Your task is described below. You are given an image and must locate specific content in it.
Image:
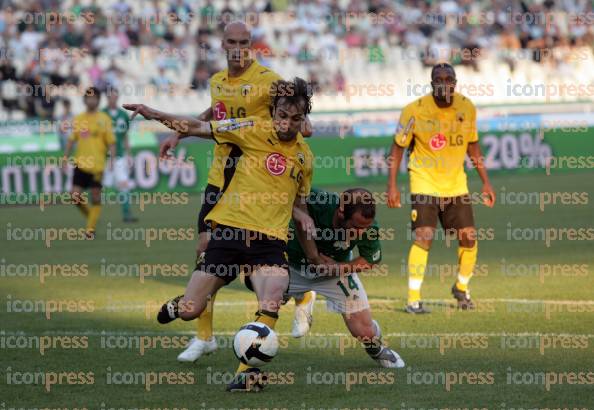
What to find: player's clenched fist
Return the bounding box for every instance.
[387,184,401,208]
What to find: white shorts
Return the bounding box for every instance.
[103,157,131,189]
[286,266,370,314]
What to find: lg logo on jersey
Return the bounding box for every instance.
[213,101,247,120]
[265,153,304,183]
[266,153,287,175]
[429,133,464,150]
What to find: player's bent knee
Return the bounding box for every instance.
[458,228,476,248]
[178,300,204,321]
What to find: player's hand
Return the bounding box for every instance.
[309,252,334,266]
[122,103,156,120]
[482,182,496,208]
[387,184,401,208]
[311,253,341,277]
[293,208,316,238]
[159,134,180,159]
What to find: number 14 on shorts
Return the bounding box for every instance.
[337,276,360,297]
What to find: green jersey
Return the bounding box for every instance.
[287,189,382,269]
[103,107,130,157]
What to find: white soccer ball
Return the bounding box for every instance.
[233,322,279,367]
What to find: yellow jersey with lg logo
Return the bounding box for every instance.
[207,117,313,241]
[207,61,282,188]
[394,92,478,197]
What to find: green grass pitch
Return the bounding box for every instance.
[1,172,593,409]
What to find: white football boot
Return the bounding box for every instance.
[291,291,316,338]
[370,320,405,368]
[177,336,218,362]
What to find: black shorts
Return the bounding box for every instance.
[72,167,102,189]
[410,194,475,231]
[197,184,223,233]
[198,225,288,287]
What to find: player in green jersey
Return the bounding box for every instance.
[286,188,405,368]
[103,88,138,222]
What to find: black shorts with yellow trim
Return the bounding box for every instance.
[197,224,289,289]
[410,194,475,231]
[197,183,222,233]
[72,167,102,189]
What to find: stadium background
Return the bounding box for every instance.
[1,0,594,408]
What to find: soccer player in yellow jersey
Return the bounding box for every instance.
[386,63,495,313]
[124,77,314,392]
[171,21,315,362]
[62,87,115,239]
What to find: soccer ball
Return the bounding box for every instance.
[233,322,279,367]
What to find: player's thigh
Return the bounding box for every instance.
[181,269,226,318]
[198,225,244,284]
[411,194,439,247]
[312,273,370,317]
[440,195,476,246]
[249,266,289,312]
[244,234,290,311]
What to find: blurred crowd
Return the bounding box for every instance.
[0,0,592,120]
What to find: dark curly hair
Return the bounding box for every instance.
[270,77,313,116]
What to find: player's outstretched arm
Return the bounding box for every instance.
[122,104,212,138]
[467,141,495,207]
[386,143,404,208]
[197,107,213,121]
[159,108,214,158]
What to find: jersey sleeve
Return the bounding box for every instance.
[467,103,478,143]
[394,105,416,148]
[358,226,382,264]
[210,117,259,148]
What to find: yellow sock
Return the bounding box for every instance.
[76,203,89,217]
[86,205,102,232]
[196,300,214,341]
[456,242,478,292]
[236,310,278,374]
[408,242,429,304]
[294,290,314,306]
